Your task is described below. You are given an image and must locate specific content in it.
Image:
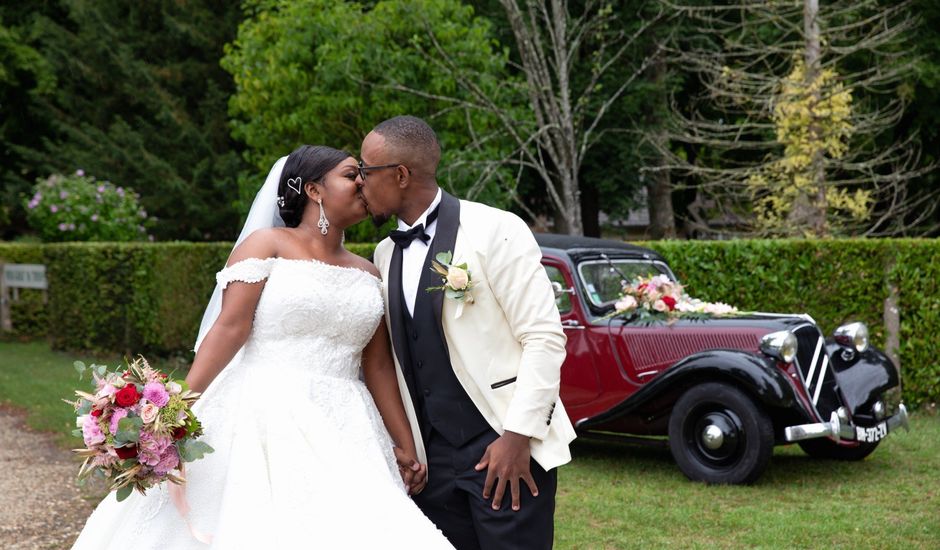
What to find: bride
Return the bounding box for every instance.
[71,146,453,549]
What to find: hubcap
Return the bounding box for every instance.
[687,409,745,468]
[702,424,724,449]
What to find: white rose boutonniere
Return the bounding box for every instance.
[427,251,474,318]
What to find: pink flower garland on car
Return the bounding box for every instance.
[612,274,738,324]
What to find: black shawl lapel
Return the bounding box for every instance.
[387,244,409,369]
[417,190,460,348]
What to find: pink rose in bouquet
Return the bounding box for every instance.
[68,356,213,501]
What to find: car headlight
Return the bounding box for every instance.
[760,330,798,363]
[833,322,869,353]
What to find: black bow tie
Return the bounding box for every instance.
[389,205,440,249]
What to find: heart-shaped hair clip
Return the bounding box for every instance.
[287,176,302,195]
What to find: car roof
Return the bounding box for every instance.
[534,233,665,263]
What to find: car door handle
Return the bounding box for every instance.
[562,319,585,330]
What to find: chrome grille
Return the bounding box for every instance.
[793,325,840,419]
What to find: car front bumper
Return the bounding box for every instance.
[784,403,910,443]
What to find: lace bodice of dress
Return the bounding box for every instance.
[216,257,384,379]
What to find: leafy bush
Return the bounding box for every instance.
[24,172,153,242]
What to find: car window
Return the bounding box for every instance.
[542,265,572,314]
[578,260,673,307]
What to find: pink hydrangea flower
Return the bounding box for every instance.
[143,382,170,407]
[137,431,173,467]
[109,408,129,435]
[50,205,59,213]
[152,445,180,476]
[82,415,106,446]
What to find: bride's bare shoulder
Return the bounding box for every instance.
[227,228,285,266]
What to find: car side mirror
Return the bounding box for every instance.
[551,281,575,298]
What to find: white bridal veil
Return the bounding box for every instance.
[193,156,288,351]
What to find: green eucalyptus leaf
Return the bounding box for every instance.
[115,485,133,502]
[116,417,142,443]
[179,439,214,462]
[435,251,453,265]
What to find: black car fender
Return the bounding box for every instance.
[578,349,810,430]
[827,343,900,418]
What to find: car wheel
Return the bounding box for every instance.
[798,438,880,461]
[668,382,774,484]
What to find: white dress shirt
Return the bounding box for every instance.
[399,189,442,316]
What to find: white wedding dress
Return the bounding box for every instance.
[72,257,453,549]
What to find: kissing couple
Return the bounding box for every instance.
[72,115,576,549]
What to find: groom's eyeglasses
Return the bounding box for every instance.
[357,160,405,182]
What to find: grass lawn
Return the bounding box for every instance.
[2,340,937,548]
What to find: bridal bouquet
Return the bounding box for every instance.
[611,274,739,324]
[68,356,213,501]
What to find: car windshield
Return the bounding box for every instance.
[578,259,674,307]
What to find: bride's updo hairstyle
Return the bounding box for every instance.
[278,145,351,228]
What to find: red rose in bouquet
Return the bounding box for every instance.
[115,445,138,459]
[115,384,140,407]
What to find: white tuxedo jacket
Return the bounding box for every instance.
[373,192,576,471]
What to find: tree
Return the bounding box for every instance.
[385,0,667,235]
[0,10,55,238]
[657,0,937,237]
[4,1,245,241]
[221,0,521,241]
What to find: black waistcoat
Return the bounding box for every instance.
[388,192,491,448]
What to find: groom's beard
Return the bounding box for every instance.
[371,213,391,227]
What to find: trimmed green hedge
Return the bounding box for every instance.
[0,242,377,356]
[0,239,935,407]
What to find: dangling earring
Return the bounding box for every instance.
[317,198,330,235]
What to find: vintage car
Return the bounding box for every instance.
[537,234,909,484]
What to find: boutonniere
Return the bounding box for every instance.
[427,251,473,318]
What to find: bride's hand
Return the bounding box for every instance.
[393,446,427,495]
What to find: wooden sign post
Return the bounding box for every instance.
[0,263,48,333]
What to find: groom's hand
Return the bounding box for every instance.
[475,430,538,512]
[393,446,427,495]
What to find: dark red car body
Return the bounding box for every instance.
[538,234,909,483]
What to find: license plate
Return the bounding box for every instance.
[856,421,888,443]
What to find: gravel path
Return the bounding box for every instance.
[0,407,103,550]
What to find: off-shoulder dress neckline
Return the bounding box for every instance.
[227,256,380,282]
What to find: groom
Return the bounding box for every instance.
[358,115,576,550]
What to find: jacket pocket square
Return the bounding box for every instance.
[490,377,517,389]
